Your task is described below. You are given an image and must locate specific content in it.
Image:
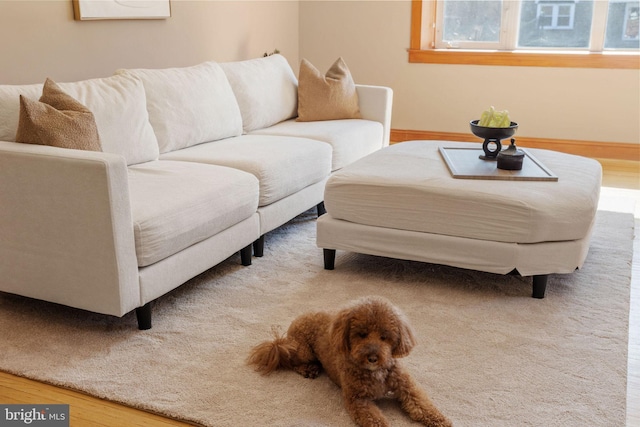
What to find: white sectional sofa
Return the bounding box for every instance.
[0,55,393,329]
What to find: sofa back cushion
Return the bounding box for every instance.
[59,74,159,165]
[0,74,160,165]
[16,78,102,152]
[0,83,43,142]
[221,54,298,133]
[118,61,243,154]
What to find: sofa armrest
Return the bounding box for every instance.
[0,141,140,317]
[356,84,393,147]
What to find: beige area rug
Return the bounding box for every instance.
[0,209,634,427]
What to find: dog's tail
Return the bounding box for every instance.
[247,326,298,375]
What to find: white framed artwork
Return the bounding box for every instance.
[73,0,171,21]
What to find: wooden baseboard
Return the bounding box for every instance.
[390,129,640,161]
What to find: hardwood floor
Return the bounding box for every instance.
[1,158,638,427]
[0,374,191,426]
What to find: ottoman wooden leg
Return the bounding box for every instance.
[317,201,326,217]
[323,249,336,270]
[532,275,548,299]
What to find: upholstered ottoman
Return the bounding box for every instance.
[317,140,602,297]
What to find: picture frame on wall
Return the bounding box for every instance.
[73,0,171,21]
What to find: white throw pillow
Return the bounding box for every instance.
[0,83,44,142]
[59,74,159,165]
[221,54,298,133]
[118,61,243,154]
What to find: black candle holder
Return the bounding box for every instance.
[470,120,518,160]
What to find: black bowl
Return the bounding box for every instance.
[470,120,518,140]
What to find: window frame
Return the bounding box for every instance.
[409,0,640,69]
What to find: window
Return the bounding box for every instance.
[610,2,639,46]
[519,1,587,48]
[536,3,576,30]
[410,0,640,68]
[439,1,502,47]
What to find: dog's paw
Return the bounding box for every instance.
[357,415,390,427]
[404,401,452,427]
[364,419,390,427]
[429,418,453,427]
[294,363,321,379]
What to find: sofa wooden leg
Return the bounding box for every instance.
[323,249,336,270]
[532,275,548,299]
[253,235,264,258]
[240,244,252,266]
[317,201,326,217]
[136,302,152,330]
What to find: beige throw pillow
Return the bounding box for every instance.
[15,78,102,152]
[297,57,362,122]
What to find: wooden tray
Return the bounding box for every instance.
[439,147,558,181]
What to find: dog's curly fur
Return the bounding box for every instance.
[247,296,452,427]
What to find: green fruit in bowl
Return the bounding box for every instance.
[478,106,511,127]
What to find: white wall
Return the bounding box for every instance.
[0,1,299,84]
[1,0,638,147]
[299,1,640,146]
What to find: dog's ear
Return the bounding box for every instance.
[330,309,352,354]
[393,311,417,357]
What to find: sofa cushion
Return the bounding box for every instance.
[323,141,602,245]
[220,54,298,133]
[15,78,102,152]
[0,76,158,165]
[0,83,44,142]
[128,160,259,267]
[251,119,383,171]
[297,57,361,122]
[57,74,159,165]
[160,135,332,207]
[117,62,243,154]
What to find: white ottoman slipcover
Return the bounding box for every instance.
[317,141,602,298]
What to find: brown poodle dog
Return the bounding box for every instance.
[247,296,452,427]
